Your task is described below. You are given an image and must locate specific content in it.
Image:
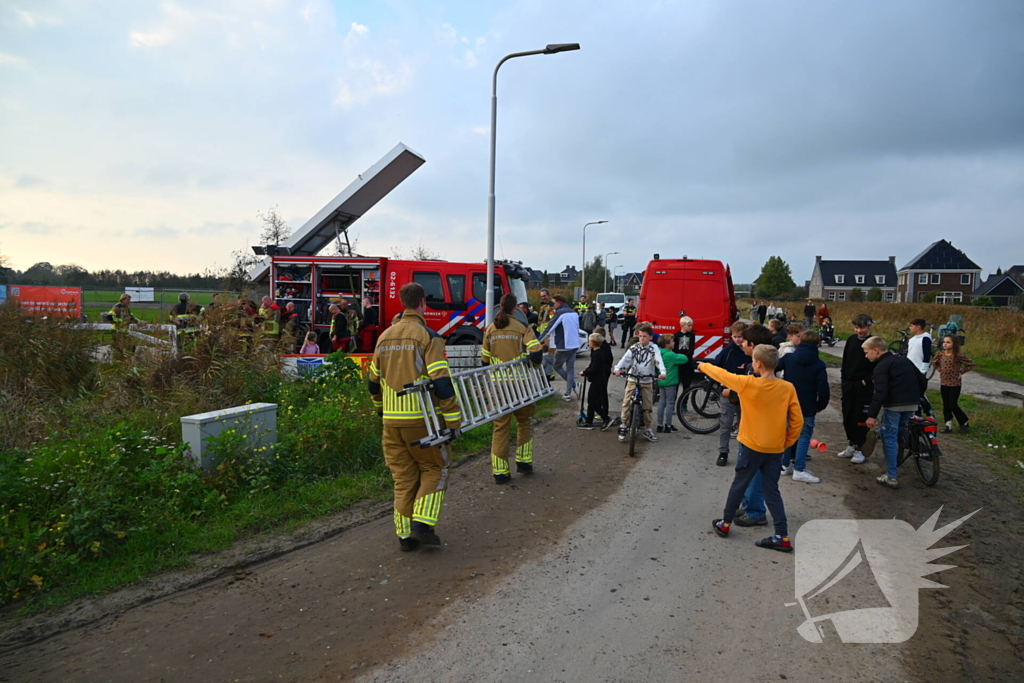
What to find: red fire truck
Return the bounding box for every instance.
[636,255,738,359]
[260,255,530,346]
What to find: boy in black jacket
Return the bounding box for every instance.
[778,330,831,483]
[839,313,875,464]
[579,331,614,430]
[715,321,750,466]
[862,337,928,489]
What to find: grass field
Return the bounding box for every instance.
[83,290,220,306]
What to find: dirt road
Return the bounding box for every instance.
[1,347,1021,682]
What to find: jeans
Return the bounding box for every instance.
[741,471,766,519]
[553,349,576,396]
[880,409,913,479]
[724,444,788,537]
[718,396,739,454]
[782,415,816,472]
[656,384,678,427]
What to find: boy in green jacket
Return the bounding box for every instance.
[656,335,689,433]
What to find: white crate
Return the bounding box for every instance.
[181,403,277,471]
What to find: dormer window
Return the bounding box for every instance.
[855,275,865,284]
[876,275,886,285]
[835,274,845,284]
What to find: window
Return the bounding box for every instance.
[876,275,886,285]
[918,273,928,285]
[472,273,503,305]
[960,273,972,285]
[828,291,837,301]
[855,274,865,284]
[834,274,845,284]
[885,291,895,302]
[838,291,847,301]
[931,273,941,285]
[447,274,466,305]
[935,291,963,305]
[413,271,445,303]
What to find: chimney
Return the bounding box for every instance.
[815,255,822,263]
[888,256,896,264]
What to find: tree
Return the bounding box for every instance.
[850,287,865,302]
[223,248,259,293]
[23,262,56,285]
[754,256,796,299]
[541,270,550,288]
[920,291,937,304]
[390,241,442,260]
[867,287,883,302]
[257,206,291,246]
[583,255,610,293]
[973,296,995,307]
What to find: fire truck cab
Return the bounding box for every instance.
[636,255,738,359]
[260,255,528,346]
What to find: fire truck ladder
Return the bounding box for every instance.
[397,357,555,448]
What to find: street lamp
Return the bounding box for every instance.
[613,265,624,292]
[485,43,581,325]
[581,220,607,298]
[603,251,620,292]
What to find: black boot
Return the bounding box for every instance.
[410,521,441,545]
[399,537,420,552]
[494,473,511,485]
[516,461,533,474]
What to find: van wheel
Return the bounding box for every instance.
[448,335,477,346]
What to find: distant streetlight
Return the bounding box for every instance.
[485,43,581,325]
[581,220,607,297]
[603,251,620,292]
[613,265,625,292]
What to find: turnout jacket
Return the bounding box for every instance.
[368,310,462,430]
[482,318,543,366]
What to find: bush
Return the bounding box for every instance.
[868,287,883,302]
[973,296,995,307]
[850,287,865,302]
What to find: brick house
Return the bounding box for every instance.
[896,240,982,304]
[808,256,898,302]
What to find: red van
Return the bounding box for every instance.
[635,256,738,359]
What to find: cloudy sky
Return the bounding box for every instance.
[2,0,1022,284]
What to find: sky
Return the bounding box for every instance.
[1,0,1023,285]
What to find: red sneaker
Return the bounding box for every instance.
[712,519,730,537]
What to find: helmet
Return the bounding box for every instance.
[179,292,190,302]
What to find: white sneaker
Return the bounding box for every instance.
[644,429,659,442]
[781,464,794,476]
[850,451,866,464]
[836,445,854,458]
[793,469,821,483]
[730,426,739,439]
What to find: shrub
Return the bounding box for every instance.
[973,296,995,307]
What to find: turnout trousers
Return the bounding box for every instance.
[383,423,451,537]
[489,404,536,475]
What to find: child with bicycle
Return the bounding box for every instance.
[703,344,803,553]
[655,335,689,433]
[614,322,667,443]
[861,336,929,490]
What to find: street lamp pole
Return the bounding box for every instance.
[603,251,620,292]
[613,265,624,292]
[486,43,581,326]
[581,220,607,299]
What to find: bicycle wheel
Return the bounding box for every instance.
[896,428,912,466]
[914,434,941,486]
[926,364,937,381]
[887,340,904,355]
[677,382,720,422]
[628,402,643,458]
[678,386,721,434]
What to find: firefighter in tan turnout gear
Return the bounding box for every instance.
[482,293,544,484]
[368,283,463,552]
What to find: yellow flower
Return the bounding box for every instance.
[37,542,47,551]
[30,575,43,588]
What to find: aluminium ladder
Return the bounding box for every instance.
[397,356,555,448]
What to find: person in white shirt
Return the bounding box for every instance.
[538,295,582,400]
[906,317,934,416]
[767,303,777,319]
[613,322,667,442]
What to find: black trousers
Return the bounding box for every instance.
[621,320,636,346]
[841,379,872,447]
[587,376,610,422]
[940,385,969,425]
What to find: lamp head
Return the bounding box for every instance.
[545,43,581,54]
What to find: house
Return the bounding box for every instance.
[557,265,579,285]
[808,256,898,302]
[972,266,1024,308]
[522,267,544,289]
[616,272,643,293]
[896,240,982,304]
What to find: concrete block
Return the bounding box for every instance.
[181,403,277,471]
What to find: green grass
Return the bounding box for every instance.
[84,290,220,306]
[925,389,1024,501]
[971,358,1024,384]
[818,350,842,368]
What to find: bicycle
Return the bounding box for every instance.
[619,372,657,457]
[676,366,723,434]
[896,414,942,486]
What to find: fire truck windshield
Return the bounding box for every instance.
[509,276,528,305]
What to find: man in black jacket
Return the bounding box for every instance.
[862,337,928,489]
[838,313,875,464]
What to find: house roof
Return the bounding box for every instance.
[816,260,897,287]
[973,274,1024,297]
[899,239,981,272]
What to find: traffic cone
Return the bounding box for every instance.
[809,439,820,449]
[815,441,828,452]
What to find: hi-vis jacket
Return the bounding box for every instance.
[368,310,462,429]
[535,301,556,335]
[482,318,544,366]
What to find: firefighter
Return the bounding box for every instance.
[482,293,544,484]
[536,288,557,380]
[328,303,350,351]
[340,298,361,348]
[107,293,139,358]
[257,295,281,337]
[169,292,190,322]
[368,282,462,551]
